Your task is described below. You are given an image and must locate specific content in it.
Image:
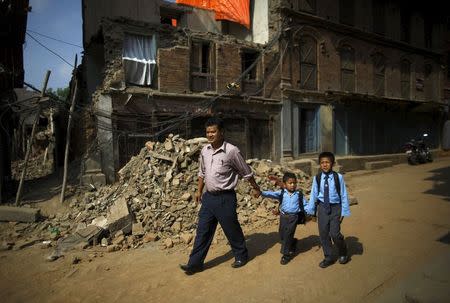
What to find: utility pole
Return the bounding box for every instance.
[60,55,78,203]
[15,70,51,205]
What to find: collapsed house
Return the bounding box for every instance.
[77,0,449,185]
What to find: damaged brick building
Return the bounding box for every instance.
[0,0,30,201]
[78,0,448,183]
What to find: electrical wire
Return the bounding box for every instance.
[4,27,288,157]
[27,29,83,49]
[26,32,74,68]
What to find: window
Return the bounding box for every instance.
[190,41,215,92]
[373,53,385,96]
[400,60,411,99]
[339,0,355,26]
[340,46,355,92]
[122,34,157,86]
[299,36,317,90]
[424,18,432,48]
[424,63,433,100]
[372,0,385,35]
[295,0,316,14]
[160,16,178,27]
[241,50,260,94]
[400,9,411,43]
[447,52,450,80]
[160,5,183,27]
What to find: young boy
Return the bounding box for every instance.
[305,152,350,268]
[262,172,308,265]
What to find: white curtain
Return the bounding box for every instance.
[122,34,157,86]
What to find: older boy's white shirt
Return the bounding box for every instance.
[305,172,351,217]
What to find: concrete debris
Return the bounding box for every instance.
[105,197,133,235]
[0,206,40,223]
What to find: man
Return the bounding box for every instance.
[180,117,261,275]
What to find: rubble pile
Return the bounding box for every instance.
[4,134,355,258]
[11,152,54,181]
[64,134,312,251]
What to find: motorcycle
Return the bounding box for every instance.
[403,133,433,165]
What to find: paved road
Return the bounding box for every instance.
[1,157,449,303]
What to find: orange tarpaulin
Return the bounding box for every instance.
[176,0,214,10]
[176,0,250,29]
[214,0,250,29]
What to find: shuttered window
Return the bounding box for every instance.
[295,0,316,14]
[191,40,216,92]
[400,60,411,99]
[339,0,355,26]
[373,53,385,96]
[424,64,433,100]
[400,9,411,43]
[372,0,385,35]
[241,50,261,95]
[299,36,317,90]
[340,46,355,92]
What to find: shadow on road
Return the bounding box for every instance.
[346,236,364,258]
[423,166,450,202]
[204,232,279,269]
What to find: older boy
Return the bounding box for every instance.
[305,152,350,268]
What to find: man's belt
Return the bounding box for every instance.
[207,190,235,196]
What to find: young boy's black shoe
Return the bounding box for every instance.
[338,255,349,264]
[319,258,334,268]
[280,255,291,265]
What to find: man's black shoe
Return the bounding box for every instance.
[280,255,291,265]
[338,255,349,264]
[231,259,247,268]
[319,259,334,268]
[179,264,203,275]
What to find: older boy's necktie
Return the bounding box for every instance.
[323,173,331,214]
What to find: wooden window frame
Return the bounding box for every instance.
[298,36,317,91]
[373,53,385,96]
[190,40,216,92]
[339,0,355,26]
[400,60,411,99]
[340,46,356,92]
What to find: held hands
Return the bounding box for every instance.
[251,188,261,198]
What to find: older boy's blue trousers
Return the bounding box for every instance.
[318,202,347,259]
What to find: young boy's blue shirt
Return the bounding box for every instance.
[305,172,351,217]
[262,190,308,214]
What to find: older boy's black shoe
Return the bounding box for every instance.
[231,259,247,268]
[319,259,334,268]
[280,255,291,265]
[179,264,203,275]
[338,255,349,264]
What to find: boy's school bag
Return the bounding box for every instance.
[280,189,306,225]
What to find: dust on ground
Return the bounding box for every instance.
[1,157,449,303]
